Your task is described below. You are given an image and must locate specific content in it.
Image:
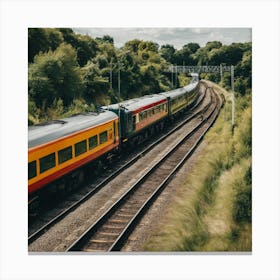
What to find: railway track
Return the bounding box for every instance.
[66,87,221,252]
[28,85,209,245]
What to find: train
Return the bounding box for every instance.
[28,74,200,205]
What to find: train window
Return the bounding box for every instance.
[39,153,56,173]
[28,161,37,179]
[58,146,72,164]
[89,135,98,150]
[144,111,147,119]
[132,115,136,130]
[75,140,87,157]
[99,131,108,144]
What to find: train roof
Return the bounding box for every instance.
[190,73,199,77]
[159,81,199,99]
[28,110,118,149]
[184,81,199,91]
[105,94,167,114]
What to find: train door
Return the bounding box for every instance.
[127,113,134,135]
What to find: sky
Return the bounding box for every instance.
[73,28,251,49]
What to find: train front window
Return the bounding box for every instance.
[28,161,37,179]
[58,146,72,164]
[39,153,56,173]
[99,131,108,144]
[75,140,87,157]
[89,135,98,150]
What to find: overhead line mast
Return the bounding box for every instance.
[168,65,235,128]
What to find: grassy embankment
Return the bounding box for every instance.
[144,82,252,252]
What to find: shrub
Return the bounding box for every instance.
[244,165,252,186]
[233,186,252,223]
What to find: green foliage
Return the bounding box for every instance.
[160,42,200,65]
[75,34,98,66]
[143,85,252,252]
[29,43,83,109]
[232,99,252,224]
[178,74,191,87]
[233,186,252,223]
[28,29,251,124]
[203,73,220,83]
[244,165,252,185]
[28,99,41,124]
[46,98,64,120]
[184,42,200,54]
[81,61,110,104]
[235,106,252,160]
[160,44,176,64]
[221,72,231,90]
[28,28,64,62]
[205,41,223,51]
[66,99,95,116]
[96,35,114,45]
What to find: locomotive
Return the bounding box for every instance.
[28,74,200,206]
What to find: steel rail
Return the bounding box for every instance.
[28,86,208,245]
[66,88,221,252]
[110,88,221,251]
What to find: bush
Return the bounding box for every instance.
[233,186,252,223]
[234,105,252,160]
[244,165,252,185]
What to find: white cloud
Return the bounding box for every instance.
[72,28,251,49]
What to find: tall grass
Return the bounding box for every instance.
[143,83,252,252]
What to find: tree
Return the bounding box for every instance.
[58,28,99,67]
[81,61,110,103]
[96,35,114,45]
[102,35,114,44]
[173,45,195,65]
[160,44,176,64]
[45,29,64,51]
[138,41,159,53]
[28,28,252,123]
[205,41,222,51]
[28,28,49,62]
[73,35,98,66]
[29,43,83,108]
[124,39,142,53]
[116,51,142,99]
[183,42,200,54]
